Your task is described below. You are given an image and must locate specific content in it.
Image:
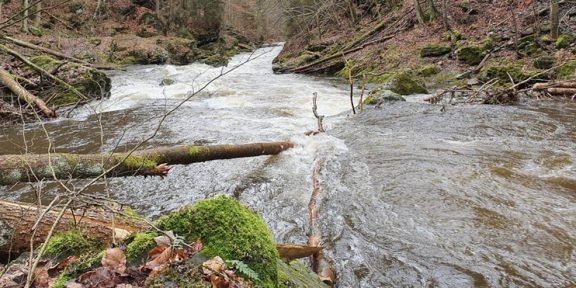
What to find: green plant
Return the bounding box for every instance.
[226,260,260,281]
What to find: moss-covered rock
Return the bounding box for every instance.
[557,60,576,80]
[420,44,451,57]
[456,45,486,66]
[556,35,573,49]
[534,56,555,69]
[277,260,329,288]
[480,63,540,85]
[418,64,439,77]
[44,230,92,258]
[156,195,279,287]
[382,73,428,95]
[364,88,405,105]
[125,232,158,263]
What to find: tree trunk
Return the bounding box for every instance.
[550,0,559,39]
[0,2,3,22]
[443,0,449,31]
[414,0,425,24]
[22,0,29,33]
[0,200,146,255]
[34,0,41,27]
[0,142,294,186]
[0,67,55,118]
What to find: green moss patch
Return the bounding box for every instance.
[556,35,573,49]
[417,64,439,77]
[456,45,486,66]
[277,260,329,288]
[382,72,428,95]
[125,232,158,263]
[156,195,279,287]
[44,230,91,258]
[557,60,576,80]
[30,55,60,70]
[533,56,555,69]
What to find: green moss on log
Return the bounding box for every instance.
[420,44,451,57]
[156,195,279,287]
[119,155,158,169]
[44,230,91,258]
[188,146,209,157]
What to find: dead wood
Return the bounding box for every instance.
[0,141,294,186]
[0,67,55,118]
[0,44,90,101]
[276,244,322,260]
[0,199,146,255]
[2,36,120,71]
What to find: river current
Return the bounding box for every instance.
[0,45,574,287]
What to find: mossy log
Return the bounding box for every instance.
[0,67,55,118]
[0,142,294,186]
[1,36,120,71]
[0,199,146,255]
[0,44,90,101]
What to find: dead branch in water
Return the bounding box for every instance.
[312,92,325,133]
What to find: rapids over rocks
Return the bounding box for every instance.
[0,45,574,287]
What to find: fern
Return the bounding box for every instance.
[226,260,260,281]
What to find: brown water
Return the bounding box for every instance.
[0,46,574,287]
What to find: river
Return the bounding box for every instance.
[0,45,575,287]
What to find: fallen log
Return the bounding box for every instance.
[0,142,294,186]
[1,36,121,71]
[0,67,55,118]
[0,43,90,100]
[532,81,576,90]
[0,199,146,255]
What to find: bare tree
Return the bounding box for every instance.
[550,0,559,39]
[22,0,30,33]
[34,0,41,27]
[443,0,449,31]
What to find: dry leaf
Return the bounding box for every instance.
[78,267,120,288]
[33,263,50,288]
[147,246,167,260]
[209,273,228,288]
[102,247,126,273]
[202,256,226,275]
[49,256,79,276]
[145,247,172,271]
[191,238,203,254]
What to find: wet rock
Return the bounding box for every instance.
[381,73,428,95]
[160,78,175,86]
[364,88,406,105]
[420,44,451,57]
[456,45,486,66]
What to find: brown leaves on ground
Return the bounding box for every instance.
[202,257,253,288]
[0,232,254,288]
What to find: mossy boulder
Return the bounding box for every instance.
[364,88,405,105]
[420,44,451,57]
[456,45,486,66]
[556,35,573,49]
[480,64,539,84]
[418,64,439,77]
[381,73,428,95]
[534,56,555,69]
[156,195,279,287]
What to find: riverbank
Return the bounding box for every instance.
[274,0,576,102]
[0,0,257,123]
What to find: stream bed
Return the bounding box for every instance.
[0,45,575,287]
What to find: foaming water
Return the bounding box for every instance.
[0,46,575,287]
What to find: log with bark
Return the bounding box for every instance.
[0,142,294,186]
[0,67,55,118]
[533,81,576,95]
[0,199,146,255]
